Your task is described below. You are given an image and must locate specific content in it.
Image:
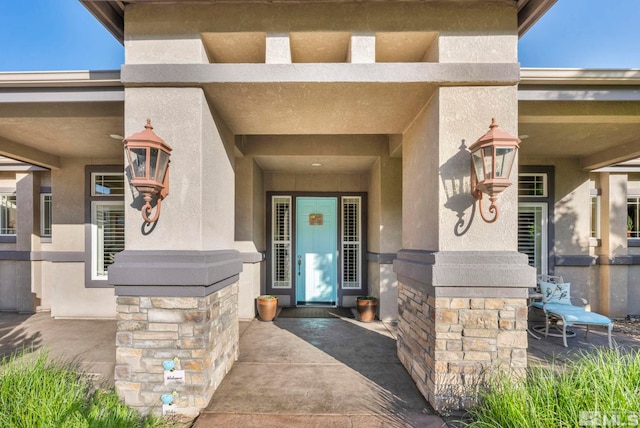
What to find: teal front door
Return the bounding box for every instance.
[296,197,338,304]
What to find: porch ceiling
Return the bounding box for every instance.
[518,108,640,163]
[0,71,124,169]
[2,69,640,173]
[202,82,436,135]
[254,155,378,173]
[0,103,124,169]
[518,69,640,170]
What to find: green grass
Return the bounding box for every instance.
[0,350,174,428]
[465,347,640,428]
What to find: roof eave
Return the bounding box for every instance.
[80,0,125,45]
[517,0,557,37]
[80,0,556,44]
[520,68,640,86]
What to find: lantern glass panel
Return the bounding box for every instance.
[149,147,160,181]
[472,149,484,181]
[156,151,170,182]
[129,147,147,179]
[495,146,516,179]
[483,146,493,179]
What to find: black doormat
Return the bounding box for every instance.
[277,306,355,319]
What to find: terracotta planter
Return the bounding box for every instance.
[356,297,378,322]
[257,296,278,321]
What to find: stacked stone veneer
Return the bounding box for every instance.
[115,283,239,417]
[397,283,528,410]
[394,251,534,412]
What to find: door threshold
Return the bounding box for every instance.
[296,302,337,307]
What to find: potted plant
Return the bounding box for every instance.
[628,216,634,237]
[257,295,278,321]
[356,296,378,322]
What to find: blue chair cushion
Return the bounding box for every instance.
[532,302,612,326]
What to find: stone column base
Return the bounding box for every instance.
[115,284,239,417]
[111,250,242,417]
[394,250,535,412]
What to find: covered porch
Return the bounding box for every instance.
[2,311,638,426]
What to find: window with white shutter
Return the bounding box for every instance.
[90,172,125,280]
[41,193,52,237]
[342,196,361,289]
[272,196,292,288]
[0,194,17,236]
[518,203,548,275]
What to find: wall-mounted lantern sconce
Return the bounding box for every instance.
[469,118,520,223]
[123,119,172,223]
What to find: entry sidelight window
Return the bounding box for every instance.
[342,196,361,289]
[272,196,292,288]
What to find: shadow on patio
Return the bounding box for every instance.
[196,316,446,428]
[0,312,116,386]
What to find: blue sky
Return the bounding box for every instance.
[0,0,639,72]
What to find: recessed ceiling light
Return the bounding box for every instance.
[109,134,124,140]
[311,162,322,167]
[518,134,529,140]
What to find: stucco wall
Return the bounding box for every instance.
[629,173,640,314]
[403,86,519,252]
[124,88,235,251]
[0,165,117,317]
[264,172,368,192]
[518,157,639,317]
[124,1,517,64]
[367,155,402,321]
[48,158,118,318]
[553,158,591,254]
[235,157,254,243]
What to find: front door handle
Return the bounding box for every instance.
[297,255,302,276]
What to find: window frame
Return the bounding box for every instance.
[84,165,124,288]
[518,172,548,198]
[518,202,549,275]
[628,194,640,240]
[341,196,362,290]
[590,188,601,245]
[0,193,17,238]
[518,166,555,275]
[41,192,52,238]
[271,195,292,289]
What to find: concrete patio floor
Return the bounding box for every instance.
[0,311,117,386]
[1,311,639,427]
[194,316,445,427]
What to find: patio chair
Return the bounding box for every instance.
[532,274,613,348]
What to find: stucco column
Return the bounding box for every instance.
[234,156,265,320]
[110,86,242,417]
[15,172,38,312]
[368,154,402,321]
[598,172,629,317]
[394,86,535,411]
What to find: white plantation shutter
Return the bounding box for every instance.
[272,196,292,288]
[90,173,125,280]
[518,203,547,275]
[94,202,125,278]
[342,197,361,289]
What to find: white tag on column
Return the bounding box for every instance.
[164,369,185,385]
